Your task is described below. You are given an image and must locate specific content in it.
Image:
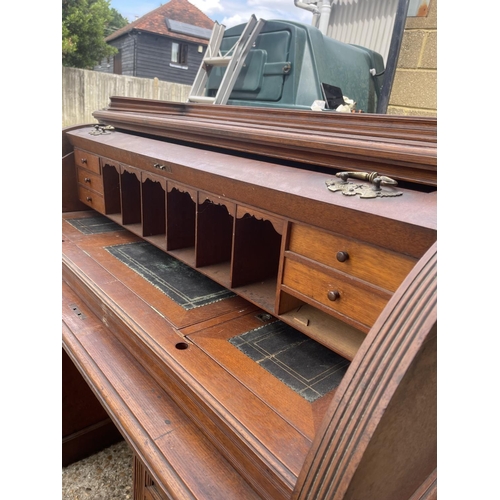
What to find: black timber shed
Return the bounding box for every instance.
[94,0,214,85]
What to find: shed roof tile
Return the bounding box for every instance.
[107,0,215,44]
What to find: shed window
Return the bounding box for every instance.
[171,42,188,64]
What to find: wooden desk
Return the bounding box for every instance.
[62,106,437,500]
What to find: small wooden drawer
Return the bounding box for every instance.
[282,258,389,329]
[288,223,416,292]
[78,185,105,213]
[77,167,103,194]
[74,148,100,174]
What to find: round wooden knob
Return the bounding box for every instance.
[336,251,349,262]
[327,290,340,301]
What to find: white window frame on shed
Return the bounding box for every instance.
[171,42,189,69]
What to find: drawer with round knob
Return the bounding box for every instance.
[288,223,416,293]
[74,148,100,175]
[282,257,389,330]
[78,185,105,213]
[77,167,103,194]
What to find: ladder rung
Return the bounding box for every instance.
[187,95,216,104]
[203,56,231,67]
[214,16,265,105]
[188,15,265,105]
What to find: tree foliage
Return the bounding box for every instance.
[107,7,129,37]
[62,0,129,69]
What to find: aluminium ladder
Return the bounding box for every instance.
[188,15,265,105]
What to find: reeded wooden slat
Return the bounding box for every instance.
[293,241,437,500]
[408,468,437,500]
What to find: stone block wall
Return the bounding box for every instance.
[388,0,437,116]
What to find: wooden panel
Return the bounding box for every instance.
[232,209,283,289]
[282,257,389,330]
[62,234,307,499]
[142,169,167,188]
[186,311,335,440]
[120,165,142,225]
[135,454,166,500]
[74,148,100,174]
[62,348,123,466]
[102,161,122,215]
[77,185,105,213]
[278,300,365,361]
[196,193,235,269]
[288,223,417,292]
[63,281,263,500]
[141,174,166,239]
[236,205,285,236]
[77,167,104,194]
[63,151,88,213]
[166,182,196,252]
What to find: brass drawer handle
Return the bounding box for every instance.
[326,171,402,198]
[336,171,398,187]
[336,251,349,262]
[154,163,166,170]
[327,290,340,301]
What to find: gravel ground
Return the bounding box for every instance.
[62,441,133,499]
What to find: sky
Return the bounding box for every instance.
[110,0,314,28]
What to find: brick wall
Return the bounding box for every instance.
[387,0,437,116]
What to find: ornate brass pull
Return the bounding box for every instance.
[325,171,402,199]
[336,171,398,189]
[89,124,114,135]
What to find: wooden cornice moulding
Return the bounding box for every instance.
[101,97,437,143]
[293,241,437,500]
[93,98,437,187]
